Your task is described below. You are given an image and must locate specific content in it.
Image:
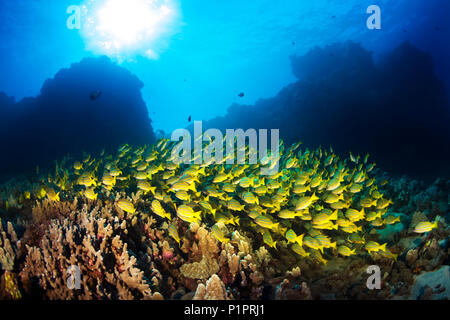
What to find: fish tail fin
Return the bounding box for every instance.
[380,243,387,252]
[296,234,304,247]
[330,241,337,249]
[330,209,338,220]
[194,211,202,219]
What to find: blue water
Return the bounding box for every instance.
[1,0,449,133]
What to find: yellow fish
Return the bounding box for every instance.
[84,188,97,201]
[337,245,356,257]
[117,199,136,214]
[176,204,201,223]
[151,200,171,220]
[413,221,438,233]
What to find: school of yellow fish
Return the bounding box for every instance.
[15,136,434,266]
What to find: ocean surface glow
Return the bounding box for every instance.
[81,0,179,60]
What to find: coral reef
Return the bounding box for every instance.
[0,220,21,300]
[20,205,164,300]
[0,220,19,272]
[0,137,448,300]
[193,274,231,300]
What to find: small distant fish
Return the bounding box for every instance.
[168,223,180,245]
[285,229,304,246]
[117,199,136,214]
[338,245,356,257]
[292,41,296,46]
[413,221,438,233]
[385,215,401,225]
[263,231,277,249]
[211,224,229,243]
[90,90,102,101]
[238,92,245,98]
[365,241,387,254]
[188,115,191,122]
[47,189,60,202]
[176,204,201,223]
[84,188,97,201]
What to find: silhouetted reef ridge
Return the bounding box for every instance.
[0,56,155,180]
[195,41,450,180]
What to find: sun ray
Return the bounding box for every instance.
[81,0,179,60]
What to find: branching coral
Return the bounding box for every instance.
[20,206,163,300]
[0,136,447,301]
[31,198,79,224]
[180,225,220,280]
[193,274,231,300]
[0,220,22,300]
[0,220,19,272]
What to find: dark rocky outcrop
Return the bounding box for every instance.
[195,41,450,180]
[0,56,155,180]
